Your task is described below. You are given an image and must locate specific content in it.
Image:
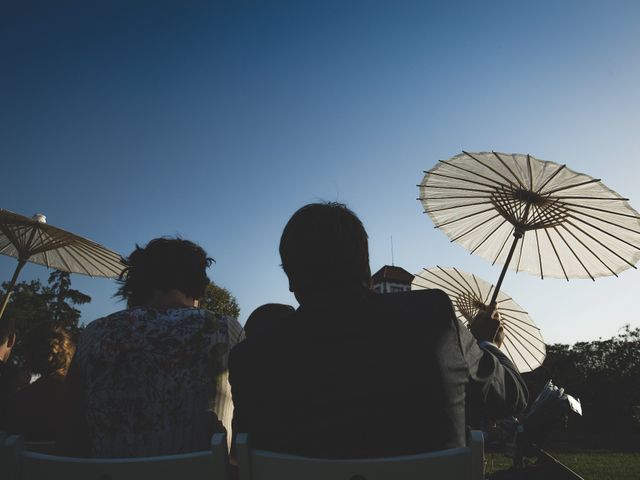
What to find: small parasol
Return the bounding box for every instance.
[0,209,125,320]
[418,151,640,305]
[412,266,546,372]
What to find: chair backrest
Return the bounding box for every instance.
[235,431,484,480]
[23,441,56,455]
[4,433,230,480]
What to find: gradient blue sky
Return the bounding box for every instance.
[1,1,639,344]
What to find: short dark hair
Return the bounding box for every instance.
[117,237,213,308]
[0,317,16,345]
[25,323,75,377]
[279,202,371,295]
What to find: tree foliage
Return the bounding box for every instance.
[531,325,640,434]
[1,270,91,366]
[199,282,240,319]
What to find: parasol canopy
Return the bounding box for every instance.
[0,209,125,319]
[418,151,640,304]
[412,266,546,373]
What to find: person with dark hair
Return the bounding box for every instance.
[61,237,243,458]
[0,317,30,431]
[9,323,76,440]
[229,202,528,458]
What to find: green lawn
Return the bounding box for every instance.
[486,452,640,480]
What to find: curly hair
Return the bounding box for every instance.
[279,202,371,295]
[25,323,75,377]
[116,237,214,308]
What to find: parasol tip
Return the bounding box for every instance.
[32,213,46,223]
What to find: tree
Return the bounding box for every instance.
[1,270,91,366]
[46,270,91,335]
[200,282,240,319]
[539,325,640,435]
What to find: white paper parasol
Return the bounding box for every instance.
[0,209,125,320]
[412,266,546,373]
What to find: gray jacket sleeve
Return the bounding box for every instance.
[455,316,529,419]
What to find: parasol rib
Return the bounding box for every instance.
[559,224,618,277]
[492,228,514,266]
[527,154,533,191]
[470,218,509,254]
[544,228,569,281]
[535,163,566,194]
[551,226,595,281]
[464,271,483,301]
[564,214,640,252]
[555,196,629,201]
[422,201,495,214]
[460,151,521,188]
[413,273,468,298]
[564,219,638,269]
[492,151,527,190]
[442,267,479,297]
[502,320,545,351]
[534,230,543,279]
[568,209,640,236]
[419,195,492,201]
[542,178,602,196]
[425,171,500,190]
[450,212,503,242]
[515,234,525,273]
[422,185,495,194]
[503,324,542,364]
[73,240,123,270]
[503,323,545,357]
[501,339,530,372]
[421,270,469,297]
[435,160,508,188]
[433,206,498,229]
[560,202,640,219]
[60,245,99,276]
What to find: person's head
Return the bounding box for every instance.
[279,202,371,301]
[25,323,75,377]
[117,237,213,308]
[244,303,295,339]
[0,317,16,362]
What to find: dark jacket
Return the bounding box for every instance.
[0,360,30,431]
[229,289,528,458]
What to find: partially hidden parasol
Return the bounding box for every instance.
[0,209,125,320]
[418,151,640,305]
[412,266,546,373]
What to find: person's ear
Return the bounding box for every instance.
[6,333,16,348]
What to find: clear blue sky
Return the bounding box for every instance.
[1,0,639,344]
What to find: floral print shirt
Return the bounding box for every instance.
[72,307,243,457]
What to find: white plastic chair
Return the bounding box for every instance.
[4,433,230,480]
[23,441,56,455]
[235,431,484,480]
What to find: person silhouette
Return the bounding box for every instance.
[230,202,527,458]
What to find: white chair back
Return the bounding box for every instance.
[236,431,484,480]
[4,433,230,480]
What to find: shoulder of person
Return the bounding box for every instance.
[369,288,453,311]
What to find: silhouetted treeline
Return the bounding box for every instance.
[523,325,640,436]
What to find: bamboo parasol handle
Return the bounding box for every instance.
[490,231,524,307]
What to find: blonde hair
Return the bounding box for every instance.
[26,324,76,376]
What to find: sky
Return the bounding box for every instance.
[1,0,639,344]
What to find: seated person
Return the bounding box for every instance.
[229,303,295,448]
[9,323,75,441]
[61,237,243,457]
[229,202,528,458]
[0,317,30,431]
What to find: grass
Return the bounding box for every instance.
[486,452,640,480]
